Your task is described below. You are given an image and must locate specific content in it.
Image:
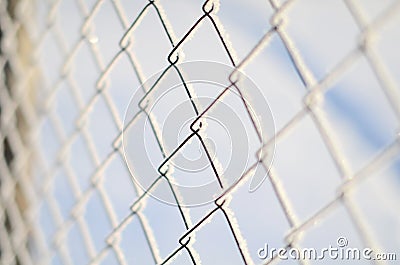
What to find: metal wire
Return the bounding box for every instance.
[1,0,399,264]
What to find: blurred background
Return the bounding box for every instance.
[0,0,399,264]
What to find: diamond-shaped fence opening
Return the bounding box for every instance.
[1,0,400,265]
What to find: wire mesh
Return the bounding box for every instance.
[0,0,399,264]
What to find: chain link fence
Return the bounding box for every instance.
[1,0,400,264]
